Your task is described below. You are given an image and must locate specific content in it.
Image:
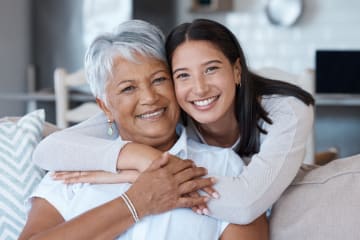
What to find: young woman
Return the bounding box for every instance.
[33,19,314,225]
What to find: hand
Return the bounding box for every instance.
[126,152,216,219]
[187,186,220,215]
[164,153,220,214]
[51,170,139,184]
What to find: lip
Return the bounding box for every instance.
[136,107,167,120]
[190,95,220,110]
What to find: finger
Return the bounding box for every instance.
[188,192,204,214]
[164,157,195,175]
[176,196,210,209]
[146,152,169,171]
[174,167,207,185]
[52,171,82,180]
[178,177,216,195]
[202,186,220,199]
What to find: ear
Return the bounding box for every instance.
[96,97,113,121]
[233,58,242,85]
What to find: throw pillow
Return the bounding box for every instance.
[0,109,46,239]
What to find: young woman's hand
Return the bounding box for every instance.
[51,170,139,184]
[187,186,220,215]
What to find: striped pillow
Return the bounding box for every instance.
[0,109,46,239]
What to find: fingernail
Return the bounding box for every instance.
[212,192,220,199]
[211,177,217,183]
[204,197,210,202]
[196,209,202,215]
[202,208,210,215]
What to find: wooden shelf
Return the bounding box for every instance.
[0,89,95,102]
[0,89,95,113]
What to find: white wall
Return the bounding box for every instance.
[0,0,31,117]
[177,0,360,74]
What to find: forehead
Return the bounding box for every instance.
[111,54,169,79]
[172,40,227,65]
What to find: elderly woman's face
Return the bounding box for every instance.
[102,54,180,151]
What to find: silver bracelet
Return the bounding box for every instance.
[120,193,140,223]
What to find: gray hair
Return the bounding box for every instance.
[84,19,167,102]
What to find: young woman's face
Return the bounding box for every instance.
[171,40,241,124]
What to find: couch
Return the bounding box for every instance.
[1,109,360,239]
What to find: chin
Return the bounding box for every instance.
[192,116,216,125]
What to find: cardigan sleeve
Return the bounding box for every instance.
[32,113,127,173]
[207,96,314,224]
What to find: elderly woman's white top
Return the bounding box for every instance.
[30,126,244,239]
[33,95,314,224]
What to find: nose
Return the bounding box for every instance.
[140,86,159,105]
[193,75,209,97]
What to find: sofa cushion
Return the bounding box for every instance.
[0,109,46,239]
[270,154,360,240]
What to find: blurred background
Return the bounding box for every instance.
[0,0,359,158]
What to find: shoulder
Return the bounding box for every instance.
[261,95,314,125]
[262,95,313,115]
[49,112,117,139]
[63,112,108,132]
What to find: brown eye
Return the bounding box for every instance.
[175,73,189,80]
[121,86,136,93]
[152,77,167,84]
[205,66,219,74]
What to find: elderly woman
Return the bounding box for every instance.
[19,20,267,240]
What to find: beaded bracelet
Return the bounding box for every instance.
[120,193,140,223]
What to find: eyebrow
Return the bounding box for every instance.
[116,79,134,87]
[116,69,168,86]
[150,69,168,77]
[172,59,223,75]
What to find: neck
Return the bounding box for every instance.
[155,132,179,152]
[196,110,240,148]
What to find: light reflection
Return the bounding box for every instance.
[82,0,132,48]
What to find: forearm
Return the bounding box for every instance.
[208,99,313,224]
[20,197,136,240]
[33,113,126,173]
[117,143,163,172]
[208,149,304,224]
[33,131,125,173]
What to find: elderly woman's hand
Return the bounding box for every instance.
[126,152,216,218]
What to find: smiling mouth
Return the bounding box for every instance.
[137,108,166,119]
[192,96,219,107]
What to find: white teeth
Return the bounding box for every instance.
[138,109,165,119]
[193,96,217,107]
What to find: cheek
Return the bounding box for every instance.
[174,86,187,105]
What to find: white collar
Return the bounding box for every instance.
[167,124,188,159]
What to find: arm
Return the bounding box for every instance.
[19,196,135,240]
[33,113,125,173]
[20,154,213,239]
[52,97,313,225]
[33,113,161,173]
[207,97,314,224]
[114,98,314,225]
[220,214,269,240]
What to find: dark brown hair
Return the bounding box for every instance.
[166,18,314,156]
